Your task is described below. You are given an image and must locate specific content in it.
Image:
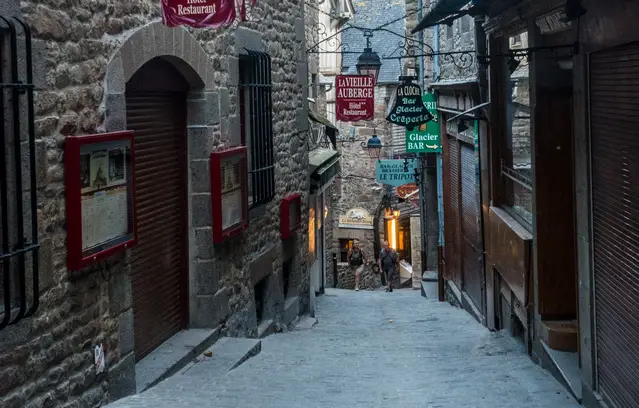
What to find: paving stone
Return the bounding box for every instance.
[106,289,580,408]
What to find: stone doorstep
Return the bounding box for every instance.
[421,270,438,282]
[135,328,220,394]
[257,319,275,339]
[540,340,583,403]
[294,315,318,330]
[282,296,300,326]
[179,337,262,379]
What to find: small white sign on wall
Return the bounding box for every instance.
[94,344,105,374]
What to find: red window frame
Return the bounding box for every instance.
[210,146,249,243]
[65,131,137,270]
[280,193,302,239]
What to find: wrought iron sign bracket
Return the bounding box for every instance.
[476,42,579,65]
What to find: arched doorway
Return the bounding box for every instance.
[126,57,189,361]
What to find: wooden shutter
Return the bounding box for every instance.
[461,143,483,310]
[126,90,188,362]
[590,42,639,408]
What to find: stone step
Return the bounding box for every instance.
[540,320,578,352]
[179,337,262,379]
[135,328,220,394]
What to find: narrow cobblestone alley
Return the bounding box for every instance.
[107,289,579,408]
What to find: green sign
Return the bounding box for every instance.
[406,93,441,153]
[375,159,417,187]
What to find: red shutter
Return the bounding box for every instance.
[126,91,188,361]
[445,135,462,288]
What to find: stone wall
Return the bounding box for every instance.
[436,15,477,81]
[0,0,311,406]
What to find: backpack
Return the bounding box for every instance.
[350,249,363,266]
[381,249,396,268]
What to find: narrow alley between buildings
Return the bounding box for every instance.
[107,288,578,408]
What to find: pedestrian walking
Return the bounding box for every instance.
[379,240,398,292]
[346,240,365,291]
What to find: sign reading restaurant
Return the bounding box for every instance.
[161,0,237,28]
[335,74,375,122]
[386,79,433,131]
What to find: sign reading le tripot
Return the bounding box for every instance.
[375,159,417,187]
[386,81,433,131]
[335,74,375,122]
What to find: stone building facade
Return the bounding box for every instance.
[0,0,314,406]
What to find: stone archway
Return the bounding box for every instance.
[102,20,222,394]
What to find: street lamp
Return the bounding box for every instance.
[393,209,400,218]
[364,134,382,158]
[356,33,382,83]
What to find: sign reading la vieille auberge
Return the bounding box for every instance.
[161,0,238,28]
[335,75,375,122]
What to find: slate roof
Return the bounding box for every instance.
[341,0,405,84]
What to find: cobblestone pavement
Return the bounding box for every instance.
[108,288,580,408]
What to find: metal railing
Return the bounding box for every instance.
[501,159,533,191]
[0,15,39,330]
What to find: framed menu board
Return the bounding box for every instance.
[280,193,301,239]
[65,131,136,270]
[211,147,248,244]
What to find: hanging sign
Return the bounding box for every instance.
[161,0,237,28]
[396,183,419,199]
[339,208,374,230]
[406,93,441,153]
[335,74,375,122]
[375,159,417,187]
[386,80,433,131]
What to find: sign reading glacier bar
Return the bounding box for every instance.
[161,0,236,28]
[335,74,375,122]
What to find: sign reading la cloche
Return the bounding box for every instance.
[386,80,433,131]
[336,74,375,122]
[161,0,237,28]
[376,159,417,187]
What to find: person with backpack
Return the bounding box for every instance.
[346,240,366,291]
[379,240,398,292]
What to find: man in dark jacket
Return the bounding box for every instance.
[379,240,398,292]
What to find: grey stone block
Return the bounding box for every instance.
[205,91,220,124]
[296,107,309,132]
[105,93,127,132]
[119,308,135,356]
[107,352,136,402]
[219,88,230,118]
[294,18,305,42]
[108,271,132,315]
[234,28,264,55]
[191,194,211,228]
[193,289,231,328]
[194,227,214,259]
[228,57,239,86]
[38,238,54,293]
[188,127,213,160]
[228,115,241,146]
[193,260,219,295]
[190,160,210,194]
[296,62,308,85]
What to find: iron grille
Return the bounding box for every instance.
[0,15,39,330]
[239,50,275,208]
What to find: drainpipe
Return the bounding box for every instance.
[416,0,428,276]
[433,24,446,301]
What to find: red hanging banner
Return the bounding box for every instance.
[335,74,375,122]
[161,0,237,28]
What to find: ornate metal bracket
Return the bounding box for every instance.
[476,43,579,65]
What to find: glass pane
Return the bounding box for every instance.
[504,31,533,225]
